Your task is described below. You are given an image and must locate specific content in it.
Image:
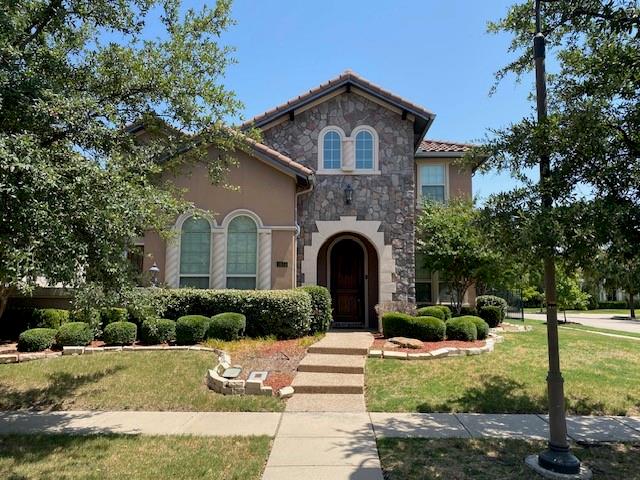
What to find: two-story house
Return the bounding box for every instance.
[141,71,474,330]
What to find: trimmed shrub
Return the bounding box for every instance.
[453,305,477,317]
[458,316,489,340]
[100,307,128,326]
[298,286,332,333]
[175,315,211,345]
[382,313,446,342]
[435,305,452,320]
[416,306,446,321]
[102,321,137,346]
[479,306,503,328]
[69,308,101,336]
[140,318,176,344]
[476,295,507,321]
[56,322,94,346]
[157,289,313,339]
[207,313,246,341]
[17,328,57,352]
[598,300,627,309]
[446,317,478,341]
[33,308,69,329]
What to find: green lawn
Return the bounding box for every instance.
[524,307,633,316]
[366,320,640,415]
[0,434,270,480]
[558,322,640,339]
[0,351,283,412]
[378,438,640,480]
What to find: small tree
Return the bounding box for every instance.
[416,199,501,315]
[556,266,591,322]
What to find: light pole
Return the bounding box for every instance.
[527,0,582,475]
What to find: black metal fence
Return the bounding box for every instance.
[484,288,525,321]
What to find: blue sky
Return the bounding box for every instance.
[199,0,540,200]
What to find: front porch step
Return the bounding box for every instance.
[297,353,365,374]
[291,372,364,394]
[306,332,373,356]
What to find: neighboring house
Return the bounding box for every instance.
[140,71,476,329]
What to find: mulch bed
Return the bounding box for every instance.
[372,333,485,353]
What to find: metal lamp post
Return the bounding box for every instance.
[149,262,160,288]
[528,0,582,475]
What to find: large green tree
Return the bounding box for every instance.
[476,1,640,297]
[0,0,244,318]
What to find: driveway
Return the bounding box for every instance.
[525,312,640,334]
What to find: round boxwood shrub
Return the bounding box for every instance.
[56,322,94,346]
[476,295,507,321]
[69,308,101,336]
[33,308,69,329]
[446,317,478,341]
[298,286,332,334]
[435,305,451,320]
[175,315,210,345]
[207,313,246,341]
[140,318,176,344]
[382,313,446,342]
[17,328,58,352]
[103,321,137,346]
[479,306,502,328]
[453,305,477,317]
[100,307,128,326]
[457,316,489,340]
[416,306,445,321]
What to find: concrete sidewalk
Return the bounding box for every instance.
[1,410,639,442]
[526,312,640,334]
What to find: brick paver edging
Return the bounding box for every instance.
[368,334,504,360]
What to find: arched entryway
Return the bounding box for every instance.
[317,233,379,329]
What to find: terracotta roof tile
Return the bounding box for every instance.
[246,137,314,178]
[418,139,475,153]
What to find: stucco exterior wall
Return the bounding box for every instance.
[261,91,417,302]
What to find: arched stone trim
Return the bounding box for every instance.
[165,211,216,288]
[302,216,396,303]
[220,208,265,229]
[351,125,379,173]
[317,125,346,173]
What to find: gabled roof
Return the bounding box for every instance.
[246,137,314,182]
[242,70,436,149]
[416,139,475,156]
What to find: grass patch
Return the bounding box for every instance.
[557,323,640,339]
[378,438,640,480]
[0,351,283,411]
[0,434,270,480]
[366,320,640,415]
[202,333,324,353]
[524,307,633,316]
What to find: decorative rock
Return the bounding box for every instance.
[383,351,407,360]
[84,347,103,354]
[259,386,273,396]
[123,346,135,351]
[408,352,433,360]
[388,337,424,349]
[382,341,398,349]
[278,386,294,399]
[0,354,18,364]
[103,346,123,352]
[19,353,45,362]
[429,348,450,358]
[245,380,264,394]
[63,346,85,356]
[368,349,382,358]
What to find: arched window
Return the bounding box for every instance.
[226,215,257,289]
[355,130,374,170]
[322,130,342,170]
[179,217,211,288]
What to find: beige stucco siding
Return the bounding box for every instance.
[414,157,473,203]
[142,147,298,288]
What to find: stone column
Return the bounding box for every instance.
[258,231,272,290]
[211,230,226,289]
[342,136,355,171]
[164,234,180,288]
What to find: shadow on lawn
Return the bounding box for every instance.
[0,367,124,410]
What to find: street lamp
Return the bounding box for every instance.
[149,262,160,288]
[525,1,586,477]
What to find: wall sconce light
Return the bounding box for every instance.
[149,262,160,287]
[344,183,354,205]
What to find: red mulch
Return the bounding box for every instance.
[372,333,485,353]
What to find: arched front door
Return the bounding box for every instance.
[329,238,365,326]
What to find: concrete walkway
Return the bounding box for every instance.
[2,411,639,443]
[526,312,640,334]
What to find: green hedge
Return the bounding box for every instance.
[459,316,489,340]
[156,289,313,339]
[140,318,176,344]
[479,306,502,328]
[69,308,101,335]
[597,300,627,309]
[103,321,137,346]
[175,315,210,345]
[100,307,128,326]
[416,306,445,321]
[476,295,507,321]
[207,313,246,341]
[33,308,69,329]
[382,313,446,342]
[453,305,477,317]
[298,286,332,333]
[446,317,478,341]
[17,328,57,352]
[56,322,94,346]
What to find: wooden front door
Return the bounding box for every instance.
[330,239,365,325]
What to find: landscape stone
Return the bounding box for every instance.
[383,351,407,360]
[388,337,423,349]
[62,346,84,356]
[278,386,294,399]
[368,349,382,358]
[0,354,18,364]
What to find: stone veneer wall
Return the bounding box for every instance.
[261,92,416,301]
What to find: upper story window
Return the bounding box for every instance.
[355,130,374,170]
[179,216,211,288]
[419,164,447,203]
[322,130,342,170]
[226,215,258,290]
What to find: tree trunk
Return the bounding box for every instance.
[0,286,14,321]
[630,293,636,319]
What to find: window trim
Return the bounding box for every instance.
[177,213,215,289]
[351,125,379,173]
[318,126,345,172]
[417,161,449,205]
[223,212,259,290]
